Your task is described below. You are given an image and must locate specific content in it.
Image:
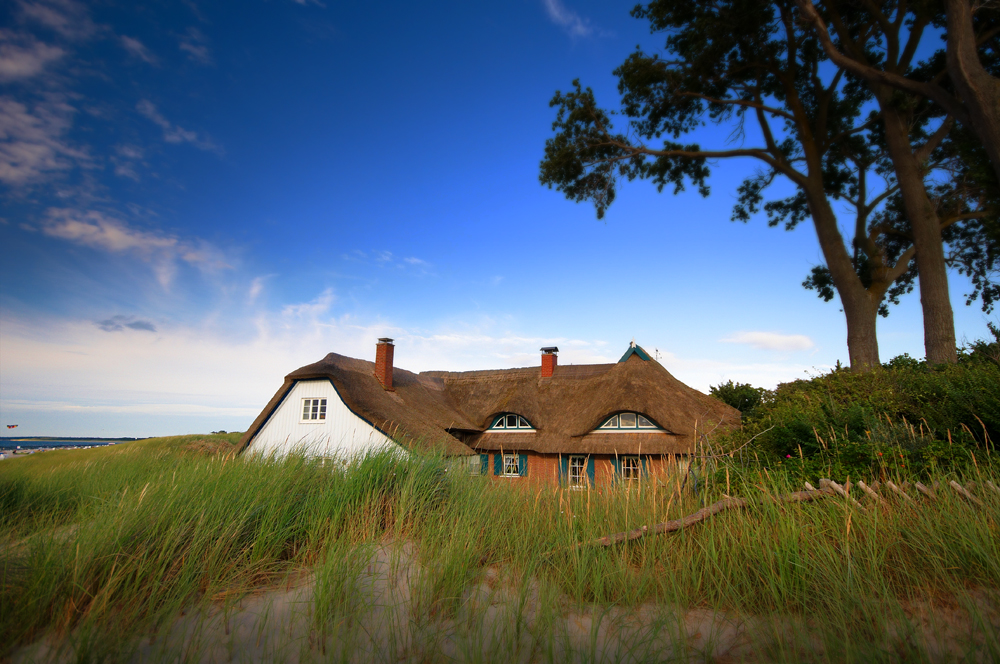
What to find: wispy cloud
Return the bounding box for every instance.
[96,315,157,332]
[136,99,223,155]
[720,331,815,351]
[0,30,64,81]
[542,0,592,37]
[0,96,87,185]
[16,0,99,41]
[120,36,157,64]
[41,208,231,287]
[178,27,211,64]
[111,143,143,180]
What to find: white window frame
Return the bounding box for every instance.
[599,414,619,429]
[597,412,662,431]
[489,414,535,431]
[568,455,587,488]
[621,456,641,480]
[637,415,657,429]
[502,453,520,477]
[300,398,327,422]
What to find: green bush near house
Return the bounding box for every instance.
[711,328,1000,480]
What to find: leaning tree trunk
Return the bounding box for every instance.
[804,183,882,369]
[877,98,959,365]
[945,0,1000,187]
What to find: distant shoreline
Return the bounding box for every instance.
[1,436,141,443]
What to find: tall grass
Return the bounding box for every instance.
[2,435,998,662]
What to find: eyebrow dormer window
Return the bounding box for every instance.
[598,412,660,430]
[489,414,534,430]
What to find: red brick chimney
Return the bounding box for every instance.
[540,346,558,378]
[375,338,394,390]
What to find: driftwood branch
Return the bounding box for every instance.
[585,487,836,548]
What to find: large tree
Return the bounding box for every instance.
[793,0,999,364]
[540,0,922,369]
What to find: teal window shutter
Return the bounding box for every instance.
[586,456,595,486]
[479,454,489,475]
[611,456,621,481]
[559,454,568,484]
[518,453,528,477]
[493,453,502,476]
[640,455,648,476]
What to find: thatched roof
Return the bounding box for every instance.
[238,346,740,457]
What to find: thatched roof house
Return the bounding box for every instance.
[239,339,739,486]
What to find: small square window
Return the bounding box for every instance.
[502,453,520,477]
[506,414,518,428]
[301,398,327,422]
[619,413,637,428]
[621,456,641,480]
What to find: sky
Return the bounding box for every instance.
[1,0,995,438]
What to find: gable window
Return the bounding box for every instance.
[301,398,327,422]
[597,412,661,430]
[621,456,641,480]
[489,413,534,430]
[568,456,588,488]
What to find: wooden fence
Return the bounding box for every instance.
[587,477,998,548]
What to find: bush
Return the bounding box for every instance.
[713,331,1000,480]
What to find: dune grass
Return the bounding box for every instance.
[2,435,998,662]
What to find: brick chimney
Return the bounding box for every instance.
[540,346,558,378]
[375,338,394,390]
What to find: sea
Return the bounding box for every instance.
[0,437,140,454]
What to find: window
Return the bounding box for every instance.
[621,456,641,480]
[489,413,534,430]
[301,398,327,422]
[597,412,661,430]
[502,453,520,477]
[569,455,587,487]
[637,415,656,429]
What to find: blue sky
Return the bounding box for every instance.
[1,0,994,437]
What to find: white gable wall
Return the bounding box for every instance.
[247,379,405,460]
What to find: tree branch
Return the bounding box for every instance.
[795,0,971,124]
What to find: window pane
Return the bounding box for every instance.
[503,453,519,476]
[318,399,327,420]
[619,413,637,428]
[600,415,619,429]
[569,456,586,485]
[506,414,518,428]
[637,415,655,428]
[492,417,505,429]
[518,416,530,429]
[622,457,640,480]
[303,401,310,419]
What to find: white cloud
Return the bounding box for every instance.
[120,36,157,64]
[41,208,231,287]
[542,0,592,37]
[0,96,87,185]
[136,99,223,155]
[0,30,64,81]
[16,0,99,41]
[178,27,211,64]
[249,276,266,302]
[720,330,815,351]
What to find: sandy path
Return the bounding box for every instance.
[13,543,1000,663]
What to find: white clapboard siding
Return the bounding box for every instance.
[247,379,405,459]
